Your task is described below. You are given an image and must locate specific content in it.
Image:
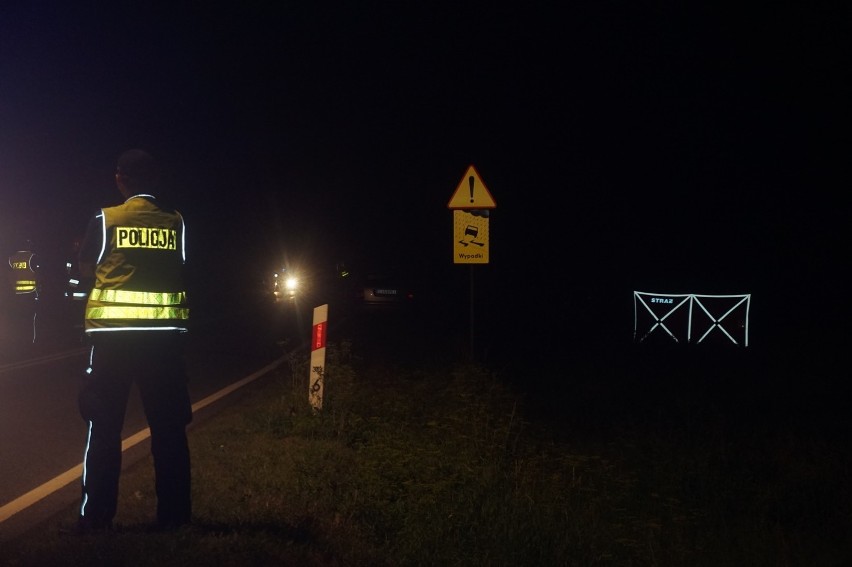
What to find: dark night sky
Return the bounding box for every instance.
[1,3,847,347]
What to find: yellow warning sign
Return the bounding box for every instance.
[447,164,497,209]
[453,210,489,264]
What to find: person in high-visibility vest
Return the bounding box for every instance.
[71,149,192,533]
[8,249,39,294]
[64,236,91,302]
[6,246,40,345]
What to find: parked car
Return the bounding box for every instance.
[359,273,415,306]
[337,266,418,310]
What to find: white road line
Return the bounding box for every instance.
[0,354,287,524]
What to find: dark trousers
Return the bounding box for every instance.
[78,332,192,527]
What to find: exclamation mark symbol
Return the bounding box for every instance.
[468,175,475,203]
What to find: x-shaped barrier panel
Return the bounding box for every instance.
[634,291,751,347]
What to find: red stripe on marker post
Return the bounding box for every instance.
[312,321,326,351]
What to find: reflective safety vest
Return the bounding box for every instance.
[8,251,38,294]
[84,195,189,333]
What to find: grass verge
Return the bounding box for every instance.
[1,341,850,566]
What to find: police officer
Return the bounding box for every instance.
[73,149,192,532]
[7,244,40,346]
[8,249,38,294]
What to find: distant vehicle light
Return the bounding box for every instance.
[271,266,301,302]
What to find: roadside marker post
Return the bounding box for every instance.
[309,304,328,412]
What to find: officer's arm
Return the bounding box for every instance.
[77,214,102,279]
[78,259,95,279]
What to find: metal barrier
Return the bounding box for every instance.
[633,291,751,347]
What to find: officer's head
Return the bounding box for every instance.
[115,149,160,195]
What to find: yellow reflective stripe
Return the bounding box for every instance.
[86,306,190,320]
[89,289,186,305]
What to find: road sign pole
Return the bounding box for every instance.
[469,265,475,362]
[447,164,496,363]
